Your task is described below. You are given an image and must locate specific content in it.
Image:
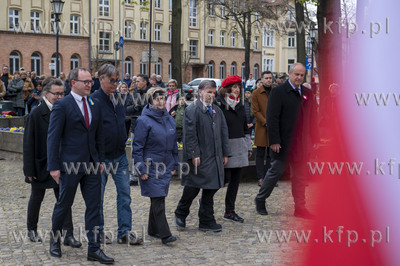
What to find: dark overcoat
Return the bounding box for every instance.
[181,100,231,189]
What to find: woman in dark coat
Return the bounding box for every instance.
[214,75,253,223]
[132,87,179,245]
[7,71,24,116]
[169,96,187,143]
[23,77,81,247]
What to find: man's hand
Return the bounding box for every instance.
[223,156,228,166]
[50,170,60,184]
[270,144,281,153]
[192,157,201,167]
[141,174,149,180]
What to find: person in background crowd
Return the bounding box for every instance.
[91,72,101,93]
[214,75,252,223]
[117,82,132,137]
[0,79,5,100]
[255,78,262,90]
[21,71,34,114]
[149,78,156,88]
[23,77,81,247]
[123,73,133,89]
[155,75,165,88]
[59,72,67,82]
[151,73,157,80]
[129,76,137,93]
[174,80,231,232]
[27,76,45,111]
[275,73,286,86]
[245,73,256,90]
[244,87,256,130]
[1,65,13,91]
[8,71,24,116]
[133,87,179,245]
[252,71,274,187]
[169,96,187,143]
[165,79,180,112]
[31,71,38,88]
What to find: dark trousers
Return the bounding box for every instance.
[52,172,101,252]
[27,186,73,235]
[256,159,307,210]
[256,146,271,180]
[175,186,218,225]
[148,197,172,239]
[224,168,242,213]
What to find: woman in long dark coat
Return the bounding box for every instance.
[23,77,81,247]
[132,87,179,245]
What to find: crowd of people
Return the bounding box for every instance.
[18,62,319,264]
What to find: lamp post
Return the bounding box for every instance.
[310,26,317,80]
[51,0,64,78]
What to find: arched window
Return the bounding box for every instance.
[230,62,236,75]
[51,53,62,77]
[31,52,41,75]
[70,54,80,70]
[140,60,148,75]
[155,58,162,75]
[125,57,133,76]
[219,61,226,79]
[208,61,214,78]
[9,51,21,74]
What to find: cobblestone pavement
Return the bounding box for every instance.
[0,159,315,265]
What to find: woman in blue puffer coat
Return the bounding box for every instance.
[132,87,179,245]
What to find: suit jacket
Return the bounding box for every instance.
[23,101,58,189]
[267,80,319,162]
[47,94,105,173]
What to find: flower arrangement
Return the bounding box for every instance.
[0,126,24,132]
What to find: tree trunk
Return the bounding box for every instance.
[244,12,252,81]
[171,0,183,89]
[295,1,306,67]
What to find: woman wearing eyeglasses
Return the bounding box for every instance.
[132,87,179,245]
[23,77,81,247]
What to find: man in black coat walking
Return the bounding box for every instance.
[254,63,319,219]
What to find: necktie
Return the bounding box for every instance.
[82,97,90,129]
[207,105,213,115]
[296,87,301,96]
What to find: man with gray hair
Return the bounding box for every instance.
[174,80,231,232]
[91,64,143,246]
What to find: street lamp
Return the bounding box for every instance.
[51,0,64,78]
[310,26,317,80]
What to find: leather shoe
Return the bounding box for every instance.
[294,209,315,219]
[117,232,143,245]
[49,237,61,258]
[28,230,42,242]
[174,214,186,229]
[198,222,222,232]
[255,198,268,215]
[63,235,82,248]
[162,235,177,245]
[87,249,114,264]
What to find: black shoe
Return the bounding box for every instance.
[63,235,82,248]
[199,223,222,232]
[49,237,62,258]
[255,198,268,215]
[117,233,143,245]
[294,208,315,219]
[87,249,114,264]
[99,233,112,244]
[223,211,244,223]
[148,232,161,238]
[174,214,186,229]
[28,230,42,242]
[162,235,177,245]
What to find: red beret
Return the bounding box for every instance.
[221,75,242,88]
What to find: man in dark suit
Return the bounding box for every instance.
[254,63,319,219]
[47,68,114,264]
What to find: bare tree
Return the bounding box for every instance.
[171,0,183,88]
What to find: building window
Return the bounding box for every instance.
[70,54,80,70]
[288,59,295,73]
[288,6,295,21]
[219,61,226,79]
[288,32,296,47]
[124,21,132,39]
[168,60,172,79]
[253,64,259,80]
[230,62,236,75]
[50,13,56,34]
[70,15,79,35]
[189,0,197,27]
[51,53,61,77]
[99,32,111,52]
[208,1,215,16]
[155,24,161,41]
[263,30,274,47]
[306,35,312,55]
[99,0,110,17]
[31,11,41,33]
[208,30,214,45]
[155,58,162,75]
[31,52,41,76]
[241,62,245,80]
[208,61,214,78]
[264,58,274,72]
[189,40,198,58]
[254,37,259,50]
[254,12,260,21]
[155,0,161,9]
[124,0,132,5]
[231,32,236,47]
[140,22,147,40]
[169,25,172,42]
[9,51,21,74]
[220,31,225,46]
[125,57,133,76]
[220,0,226,17]
[9,9,20,31]
[140,61,148,75]
[169,0,172,10]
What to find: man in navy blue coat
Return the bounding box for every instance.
[47,68,114,264]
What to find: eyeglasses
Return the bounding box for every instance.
[75,80,94,86]
[48,91,65,97]
[106,78,118,84]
